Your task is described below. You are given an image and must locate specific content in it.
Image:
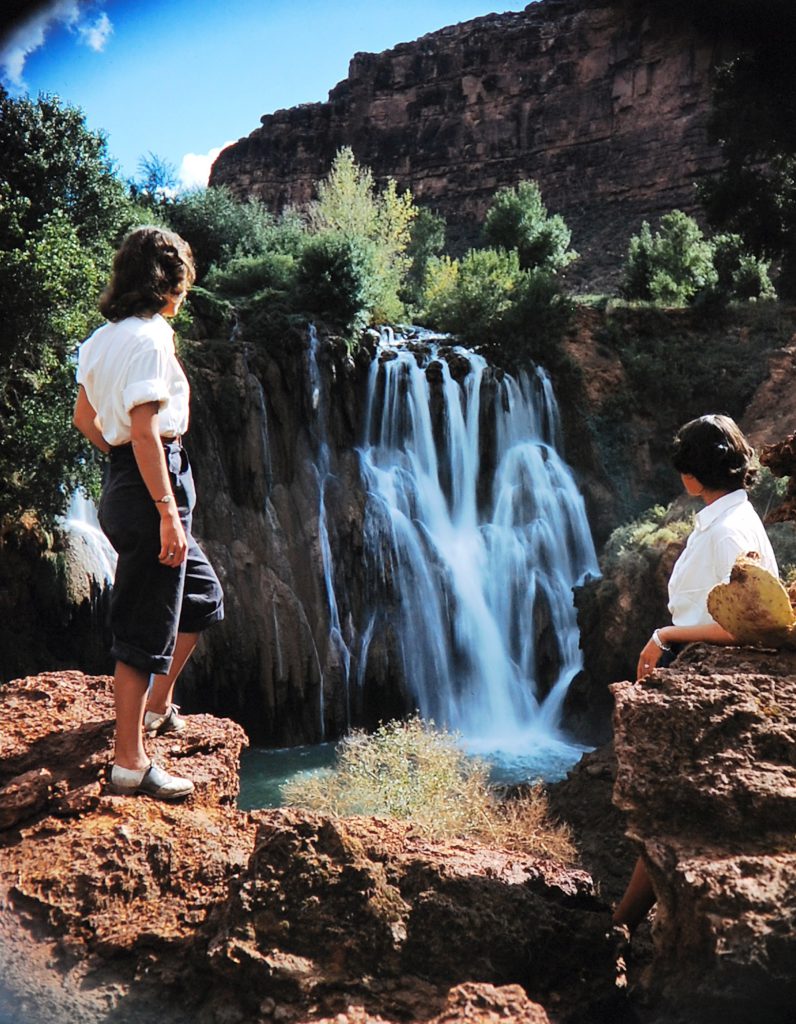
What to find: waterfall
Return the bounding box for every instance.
[356,337,598,765]
[306,326,352,737]
[60,490,117,585]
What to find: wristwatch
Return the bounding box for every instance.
[155,494,173,505]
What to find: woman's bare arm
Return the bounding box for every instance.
[636,621,734,680]
[129,401,187,566]
[73,386,111,454]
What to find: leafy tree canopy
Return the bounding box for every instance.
[482,181,578,274]
[697,4,796,295]
[0,90,139,532]
[0,86,132,254]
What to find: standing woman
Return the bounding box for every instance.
[73,226,224,800]
[612,413,777,927]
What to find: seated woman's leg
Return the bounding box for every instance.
[612,856,656,929]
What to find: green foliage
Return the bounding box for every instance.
[0,90,140,531]
[602,502,695,567]
[282,717,575,859]
[311,147,417,323]
[420,249,572,370]
[164,186,278,279]
[296,232,375,336]
[710,233,776,303]
[400,207,446,310]
[622,212,717,305]
[765,523,796,584]
[131,151,178,206]
[699,41,796,298]
[482,181,578,273]
[0,87,134,254]
[422,247,523,340]
[203,252,297,297]
[597,305,788,431]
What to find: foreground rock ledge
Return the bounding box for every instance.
[611,645,796,1023]
[0,671,620,1024]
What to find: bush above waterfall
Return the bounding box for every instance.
[282,717,576,862]
[420,249,573,370]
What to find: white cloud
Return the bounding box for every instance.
[77,11,112,52]
[0,0,80,89]
[0,0,112,91]
[178,141,236,190]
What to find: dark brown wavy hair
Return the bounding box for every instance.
[100,226,196,322]
[671,414,757,492]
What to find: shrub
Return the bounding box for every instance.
[421,247,522,342]
[282,717,575,861]
[296,231,375,335]
[602,501,696,566]
[203,252,297,297]
[401,207,446,310]
[622,211,717,305]
[483,181,578,273]
[165,186,277,279]
[710,233,776,302]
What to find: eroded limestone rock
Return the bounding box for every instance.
[0,670,621,1024]
[611,645,796,1022]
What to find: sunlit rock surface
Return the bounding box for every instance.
[611,644,796,1022]
[0,670,623,1024]
[211,0,735,292]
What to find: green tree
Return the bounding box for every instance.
[0,87,132,254]
[0,90,137,532]
[482,181,578,273]
[131,151,179,207]
[165,185,278,279]
[401,207,446,310]
[622,211,717,305]
[699,51,796,297]
[420,247,572,370]
[296,233,375,336]
[422,248,523,341]
[311,147,418,323]
[710,233,776,303]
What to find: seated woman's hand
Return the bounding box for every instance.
[636,636,663,681]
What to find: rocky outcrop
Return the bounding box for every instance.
[211,0,736,291]
[0,670,622,1024]
[611,644,796,1022]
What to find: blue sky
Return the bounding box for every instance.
[1,0,530,188]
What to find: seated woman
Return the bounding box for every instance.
[612,413,777,929]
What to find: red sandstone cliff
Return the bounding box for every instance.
[210,0,735,291]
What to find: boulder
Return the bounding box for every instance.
[611,644,796,1022]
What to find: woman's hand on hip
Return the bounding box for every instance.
[636,637,663,681]
[158,509,188,567]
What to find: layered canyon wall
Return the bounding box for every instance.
[210,0,734,291]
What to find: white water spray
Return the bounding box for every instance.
[60,490,117,584]
[357,338,598,770]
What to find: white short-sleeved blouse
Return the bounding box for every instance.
[668,489,778,627]
[76,315,190,447]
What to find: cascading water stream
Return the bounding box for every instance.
[306,326,352,736]
[357,336,599,774]
[60,490,117,584]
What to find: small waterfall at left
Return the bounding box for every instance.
[59,489,116,612]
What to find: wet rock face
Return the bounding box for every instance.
[211,0,734,292]
[611,645,796,1022]
[0,670,619,1024]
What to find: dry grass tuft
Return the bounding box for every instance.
[281,717,576,864]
